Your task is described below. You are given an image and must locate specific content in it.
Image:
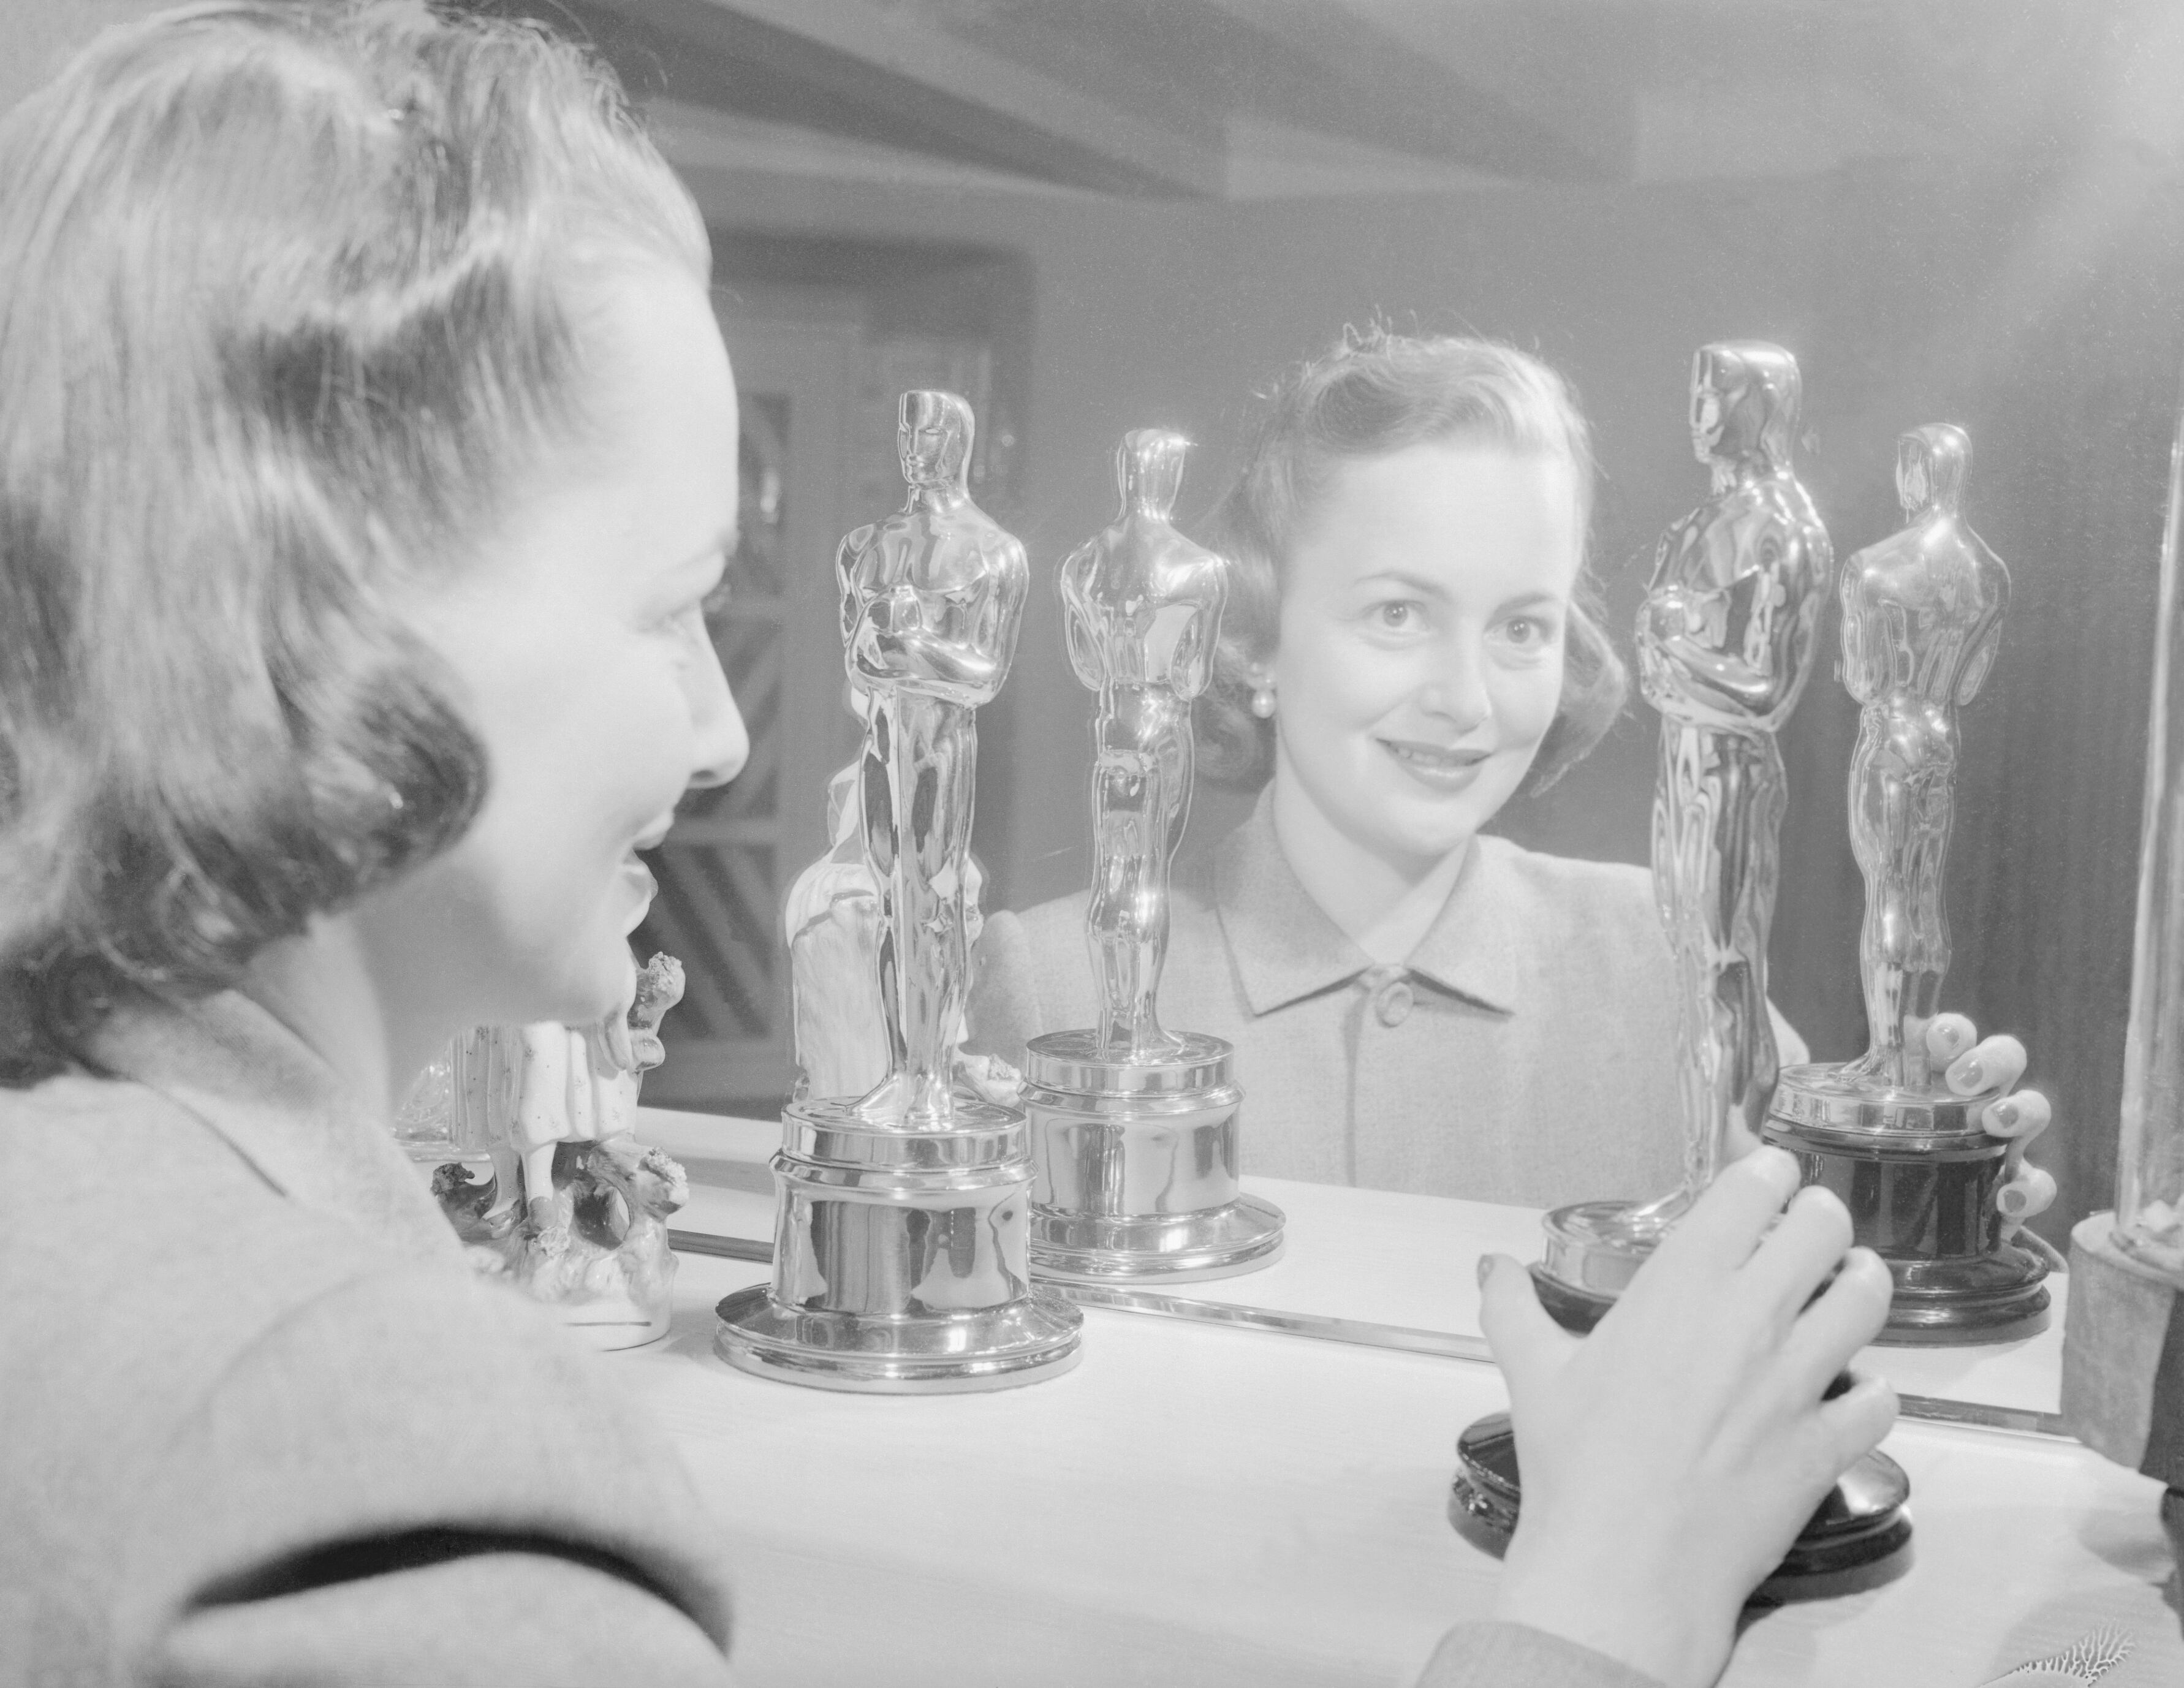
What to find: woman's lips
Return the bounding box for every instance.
[1380,738,1491,790]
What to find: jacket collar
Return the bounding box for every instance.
[1211,785,1527,1019]
[88,990,464,1262]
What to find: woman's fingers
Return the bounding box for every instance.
[1655,1146,1802,1276]
[1814,1371,1900,1469]
[1982,1089,2050,1143]
[1742,1184,1855,1324]
[1946,1034,2027,1098]
[1997,1164,2057,1228]
[1925,1014,1977,1066]
[1778,1247,1894,1396]
[1477,1252,1575,1401]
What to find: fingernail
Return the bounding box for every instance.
[1477,1255,1498,1290]
[1955,1059,1983,1091]
[1992,1101,2019,1131]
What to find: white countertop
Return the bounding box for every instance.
[614,1108,2180,1687]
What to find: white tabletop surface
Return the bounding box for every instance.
[617,1108,2180,1686]
[640,1109,2068,1418]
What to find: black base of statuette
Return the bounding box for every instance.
[1528,1265,1618,1333]
[1767,1066,2050,1347]
[1449,1412,1914,1603]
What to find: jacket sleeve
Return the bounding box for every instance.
[127,1266,735,1687]
[1414,1621,1664,1688]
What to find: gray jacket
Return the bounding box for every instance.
[0,991,735,1686]
[971,791,1804,1209]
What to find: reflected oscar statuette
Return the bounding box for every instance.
[1764,425,2051,1344]
[713,390,1082,1392]
[1454,344,1911,1595]
[1022,430,1284,1282]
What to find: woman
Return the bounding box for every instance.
[0,4,745,1678]
[971,331,2050,1210]
[0,9,1901,1684]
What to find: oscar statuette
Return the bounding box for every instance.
[1022,429,1285,1282]
[713,390,1082,1392]
[1454,346,1911,1596]
[1764,425,2053,1344]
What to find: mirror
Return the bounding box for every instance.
[548,0,2184,1398]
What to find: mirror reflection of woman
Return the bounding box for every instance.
[972,331,2047,1213]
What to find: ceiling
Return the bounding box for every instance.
[496,0,2184,199]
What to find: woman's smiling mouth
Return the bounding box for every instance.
[621,823,670,910]
[1379,737,1491,788]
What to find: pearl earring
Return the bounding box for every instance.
[1249,684,1276,720]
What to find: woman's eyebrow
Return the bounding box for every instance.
[1351,569,1449,599]
[1501,589,1565,611]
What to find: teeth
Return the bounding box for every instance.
[1387,743,1477,767]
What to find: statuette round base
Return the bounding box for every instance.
[1767,1063,2049,1346]
[711,1095,1083,1393]
[1022,1029,1286,1285]
[1533,1198,1669,1311]
[713,1285,1083,1394]
[1029,1193,1287,1284]
[1449,1411,1914,1602]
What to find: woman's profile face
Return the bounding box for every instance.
[376,264,747,1032]
[1270,441,1581,878]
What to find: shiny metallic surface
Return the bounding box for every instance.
[1765,426,2049,1344]
[842,390,1026,1129]
[1536,1204,1651,1301]
[1061,430,1224,1062]
[713,1285,1082,1394]
[1540,344,1832,1293]
[1640,343,1833,1206]
[1837,426,2008,1093]
[1028,430,1284,1281]
[716,390,1082,1391]
[1021,1028,1235,1099]
[780,1095,1025,1171]
[1023,1029,1284,1281]
[1027,1198,1288,1281]
[1767,1068,1979,1146]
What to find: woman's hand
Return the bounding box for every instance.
[1480,1148,1897,1688]
[1924,1013,2057,1233]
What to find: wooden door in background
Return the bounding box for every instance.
[637,308,858,1113]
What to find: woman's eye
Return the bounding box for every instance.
[1374,601,1420,631]
[1500,613,1559,650]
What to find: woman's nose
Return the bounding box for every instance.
[1417,641,1492,730]
[687,638,749,790]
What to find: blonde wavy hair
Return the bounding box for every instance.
[0,1,707,1083]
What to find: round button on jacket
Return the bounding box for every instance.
[1374,976,1414,1028]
